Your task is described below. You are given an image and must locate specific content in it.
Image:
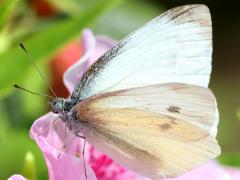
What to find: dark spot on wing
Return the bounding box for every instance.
[167,106,181,113]
[159,123,172,130]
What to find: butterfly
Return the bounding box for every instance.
[50,4,221,179]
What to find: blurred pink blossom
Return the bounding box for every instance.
[8,175,26,180]
[30,29,240,180]
[166,162,240,180]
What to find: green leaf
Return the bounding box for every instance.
[0,0,124,98]
[0,104,47,179]
[219,153,240,167]
[0,0,20,31]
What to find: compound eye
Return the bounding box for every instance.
[52,99,58,106]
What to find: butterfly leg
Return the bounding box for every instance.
[75,133,87,179]
[57,132,75,158]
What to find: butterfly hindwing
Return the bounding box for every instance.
[71,83,220,179]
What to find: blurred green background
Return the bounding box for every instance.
[0,0,239,179]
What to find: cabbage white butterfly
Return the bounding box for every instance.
[50,4,221,179]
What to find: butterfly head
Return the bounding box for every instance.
[51,98,75,114]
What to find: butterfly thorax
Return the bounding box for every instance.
[50,98,86,133]
[51,98,75,115]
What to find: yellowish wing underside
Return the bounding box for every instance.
[73,83,220,179]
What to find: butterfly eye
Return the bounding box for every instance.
[52,100,57,105]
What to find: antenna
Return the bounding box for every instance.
[13,83,54,100]
[19,42,57,98]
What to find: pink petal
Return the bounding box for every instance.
[63,29,116,93]
[84,143,137,180]
[64,29,95,92]
[165,162,240,180]
[225,167,240,179]
[30,113,96,180]
[88,35,116,66]
[8,175,26,180]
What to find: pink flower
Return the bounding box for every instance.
[30,29,137,180]
[30,29,240,180]
[165,162,240,180]
[8,175,26,180]
[30,113,97,180]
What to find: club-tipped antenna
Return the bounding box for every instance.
[13,83,54,100]
[19,42,57,98]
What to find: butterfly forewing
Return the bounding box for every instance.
[72,4,212,102]
[71,83,220,178]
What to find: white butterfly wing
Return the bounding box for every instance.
[72,83,220,179]
[72,4,212,101]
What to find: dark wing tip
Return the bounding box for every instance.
[163,4,211,26]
